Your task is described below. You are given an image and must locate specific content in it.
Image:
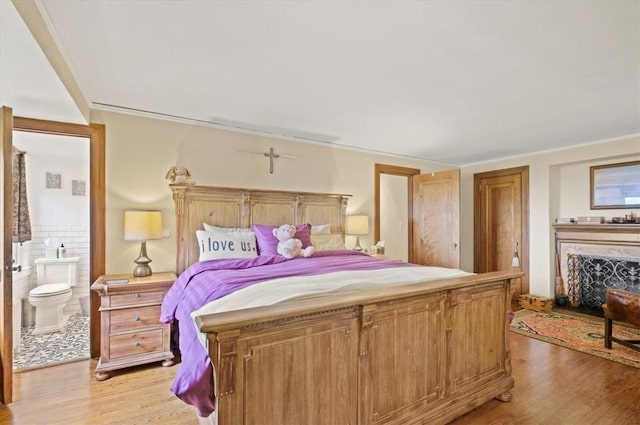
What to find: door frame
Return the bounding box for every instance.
[12,117,105,359]
[374,164,420,263]
[1,107,13,403]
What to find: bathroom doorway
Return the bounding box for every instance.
[12,130,90,370]
[2,116,104,397]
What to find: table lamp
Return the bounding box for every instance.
[345,215,369,251]
[124,210,163,277]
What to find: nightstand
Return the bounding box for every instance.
[91,272,176,381]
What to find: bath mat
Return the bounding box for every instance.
[510,309,640,368]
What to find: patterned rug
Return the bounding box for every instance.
[13,314,90,371]
[510,309,640,368]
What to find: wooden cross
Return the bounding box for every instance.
[264,147,280,174]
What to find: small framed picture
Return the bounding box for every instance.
[46,172,62,189]
[72,180,86,196]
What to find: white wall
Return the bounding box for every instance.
[91,110,450,275]
[556,158,640,219]
[460,135,640,299]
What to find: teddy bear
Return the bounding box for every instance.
[165,165,195,185]
[272,224,315,259]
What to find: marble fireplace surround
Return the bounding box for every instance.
[553,224,640,306]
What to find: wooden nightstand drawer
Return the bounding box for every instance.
[110,290,164,307]
[109,329,164,359]
[110,305,161,333]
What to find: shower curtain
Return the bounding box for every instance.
[13,149,31,242]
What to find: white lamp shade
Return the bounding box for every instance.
[124,211,163,241]
[345,215,369,235]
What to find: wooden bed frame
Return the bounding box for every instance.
[171,184,518,425]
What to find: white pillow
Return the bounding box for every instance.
[310,233,345,251]
[311,224,332,234]
[203,223,251,233]
[196,230,258,261]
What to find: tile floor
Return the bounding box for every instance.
[13,314,90,371]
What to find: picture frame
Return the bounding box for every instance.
[45,172,62,189]
[590,160,640,209]
[72,179,86,196]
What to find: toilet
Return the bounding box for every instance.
[29,257,79,335]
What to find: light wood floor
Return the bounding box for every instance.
[1,333,639,425]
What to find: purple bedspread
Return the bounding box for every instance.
[160,250,412,417]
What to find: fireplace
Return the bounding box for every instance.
[567,254,640,313]
[553,223,640,314]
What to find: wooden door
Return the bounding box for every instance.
[411,170,460,268]
[474,166,529,297]
[1,106,14,404]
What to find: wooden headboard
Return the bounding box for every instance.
[171,185,351,274]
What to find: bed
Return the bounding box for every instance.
[162,184,519,425]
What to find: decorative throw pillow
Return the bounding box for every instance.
[196,230,258,261]
[203,223,251,233]
[310,233,346,251]
[251,223,312,255]
[311,224,332,234]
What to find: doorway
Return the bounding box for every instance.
[374,164,420,262]
[1,111,105,404]
[375,164,461,267]
[11,130,90,370]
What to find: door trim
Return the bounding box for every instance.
[374,164,420,263]
[12,117,105,359]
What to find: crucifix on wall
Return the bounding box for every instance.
[235,146,297,174]
[264,147,280,174]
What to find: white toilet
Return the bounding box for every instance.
[29,257,79,335]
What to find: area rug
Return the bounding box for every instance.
[510,309,640,368]
[13,313,90,371]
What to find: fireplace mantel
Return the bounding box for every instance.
[553,224,640,245]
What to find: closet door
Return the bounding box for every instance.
[411,170,460,268]
[474,166,529,297]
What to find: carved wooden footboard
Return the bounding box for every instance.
[194,270,518,425]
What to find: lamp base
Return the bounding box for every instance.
[133,263,152,277]
[133,241,153,277]
[353,236,363,251]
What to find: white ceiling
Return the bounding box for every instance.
[2,1,639,165]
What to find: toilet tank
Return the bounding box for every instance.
[34,257,80,287]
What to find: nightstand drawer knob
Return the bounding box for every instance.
[135,316,141,321]
[136,293,141,298]
[134,342,140,347]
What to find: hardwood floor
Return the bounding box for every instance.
[1,333,639,424]
[0,361,198,425]
[452,333,640,425]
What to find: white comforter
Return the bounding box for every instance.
[191,265,471,336]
